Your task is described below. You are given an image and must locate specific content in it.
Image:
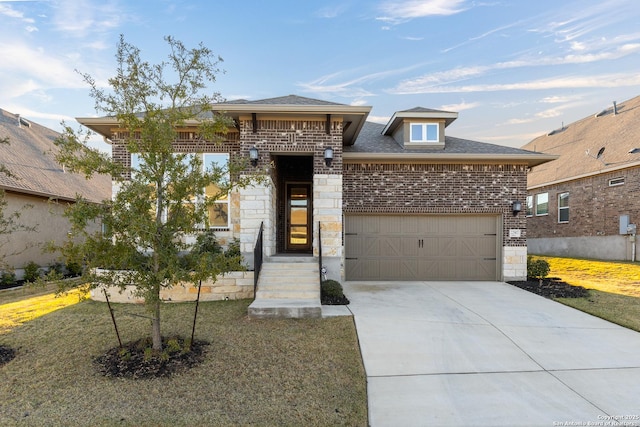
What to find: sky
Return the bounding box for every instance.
[1,0,640,152]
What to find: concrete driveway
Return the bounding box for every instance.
[343,281,640,427]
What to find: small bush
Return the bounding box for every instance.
[321,280,344,298]
[527,256,550,280]
[23,261,41,283]
[0,270,17,287]
[321,279,350,305]
[65,261,83,277]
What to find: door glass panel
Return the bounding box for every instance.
[288,185,310,248]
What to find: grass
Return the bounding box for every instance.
[532,255,640,332]
[534,255,640,297]
[0,297,367,426]
[0,283,86,334]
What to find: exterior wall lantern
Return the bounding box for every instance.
[249,146,259,167]
[324,147,334,167]
[512,200,522,216]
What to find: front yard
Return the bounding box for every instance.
[530,255,640,332]
[0,296,367,426]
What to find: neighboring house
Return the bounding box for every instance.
[0,109,111,278]
[522,95,640,261]
[78,95,553,316]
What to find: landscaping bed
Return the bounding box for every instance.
[507,277,589,299]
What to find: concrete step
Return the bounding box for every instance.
[265,256,317,263]
[256,289,319,299]
[248,298,322,319]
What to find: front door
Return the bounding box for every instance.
[286,182,312,252]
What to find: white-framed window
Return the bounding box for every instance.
[410,123,439,143]
[526,195,533,217]
[129,152,230,229]
[535,193,548,216]
[609,177,625,187]
[558,192,569,223]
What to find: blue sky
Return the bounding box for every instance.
[2,0,640,151]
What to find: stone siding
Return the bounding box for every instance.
[90,271,254,303]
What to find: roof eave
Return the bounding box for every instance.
[528,160,640,190]
[343,152,558,167]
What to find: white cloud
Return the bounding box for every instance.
[315,5,347,19]
[366,115,390,124]
[377,0,467,24]
[392,72,640,95]
[439,101,480,111]
[50,0,123,37]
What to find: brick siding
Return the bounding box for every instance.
[527,167,640,238]
[343,162,528,247]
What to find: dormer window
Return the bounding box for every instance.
[410,123,439,143]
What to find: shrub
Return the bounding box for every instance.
[192,230,222,255]
[321,279,344,298]
[0,270,17,287]
[23,261,41,283]
[527,256,550,280]
[65,261,83,277]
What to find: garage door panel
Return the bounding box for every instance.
[345,215,500,281]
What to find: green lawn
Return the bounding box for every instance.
[532,255,640,332]
[0,297,367,426]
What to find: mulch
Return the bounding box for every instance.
[0,344,16,367]
[507,277,589,299]
[321,294,350,305]
[93,336,209,379]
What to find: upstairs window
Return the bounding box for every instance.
[535,193,548,216]
[410,123,439,143]
[558,192,569,223]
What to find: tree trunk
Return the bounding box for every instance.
[151,287,162,350]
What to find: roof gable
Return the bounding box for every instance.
[522,95,640,188]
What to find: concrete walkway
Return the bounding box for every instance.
[343,281,640,427]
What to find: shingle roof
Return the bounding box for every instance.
[348,121,547,156]
[0,109,111,203]
[522,95,640,188]
[224,95,344,106]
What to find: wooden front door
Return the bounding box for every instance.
[286,182,312,252]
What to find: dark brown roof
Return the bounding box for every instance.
[522,95,640,188]
[0,109,111,203]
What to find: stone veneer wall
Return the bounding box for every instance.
[343,162,529,280]
[90,271,254,303]
[313,174,343,281]
[239,178,276,268]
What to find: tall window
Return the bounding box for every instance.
[526,195,533,217]
[203,153,230,229]
[558,192,569,223]
[129,152,230,229]
[410,123,439,143]
[535,193,548,216]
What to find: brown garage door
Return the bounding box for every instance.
[345,215,500,281]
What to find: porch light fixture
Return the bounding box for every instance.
[249,146,259,167]
[512,200,522,216]
[324,147,334,167]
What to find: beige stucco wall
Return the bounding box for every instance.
[1,192,102,276]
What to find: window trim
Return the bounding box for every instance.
[558,192,569,223]
[609,177,625,187]
[409,122,439,143]
[535,192,549,216]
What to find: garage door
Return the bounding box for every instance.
[345,215,500,281]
